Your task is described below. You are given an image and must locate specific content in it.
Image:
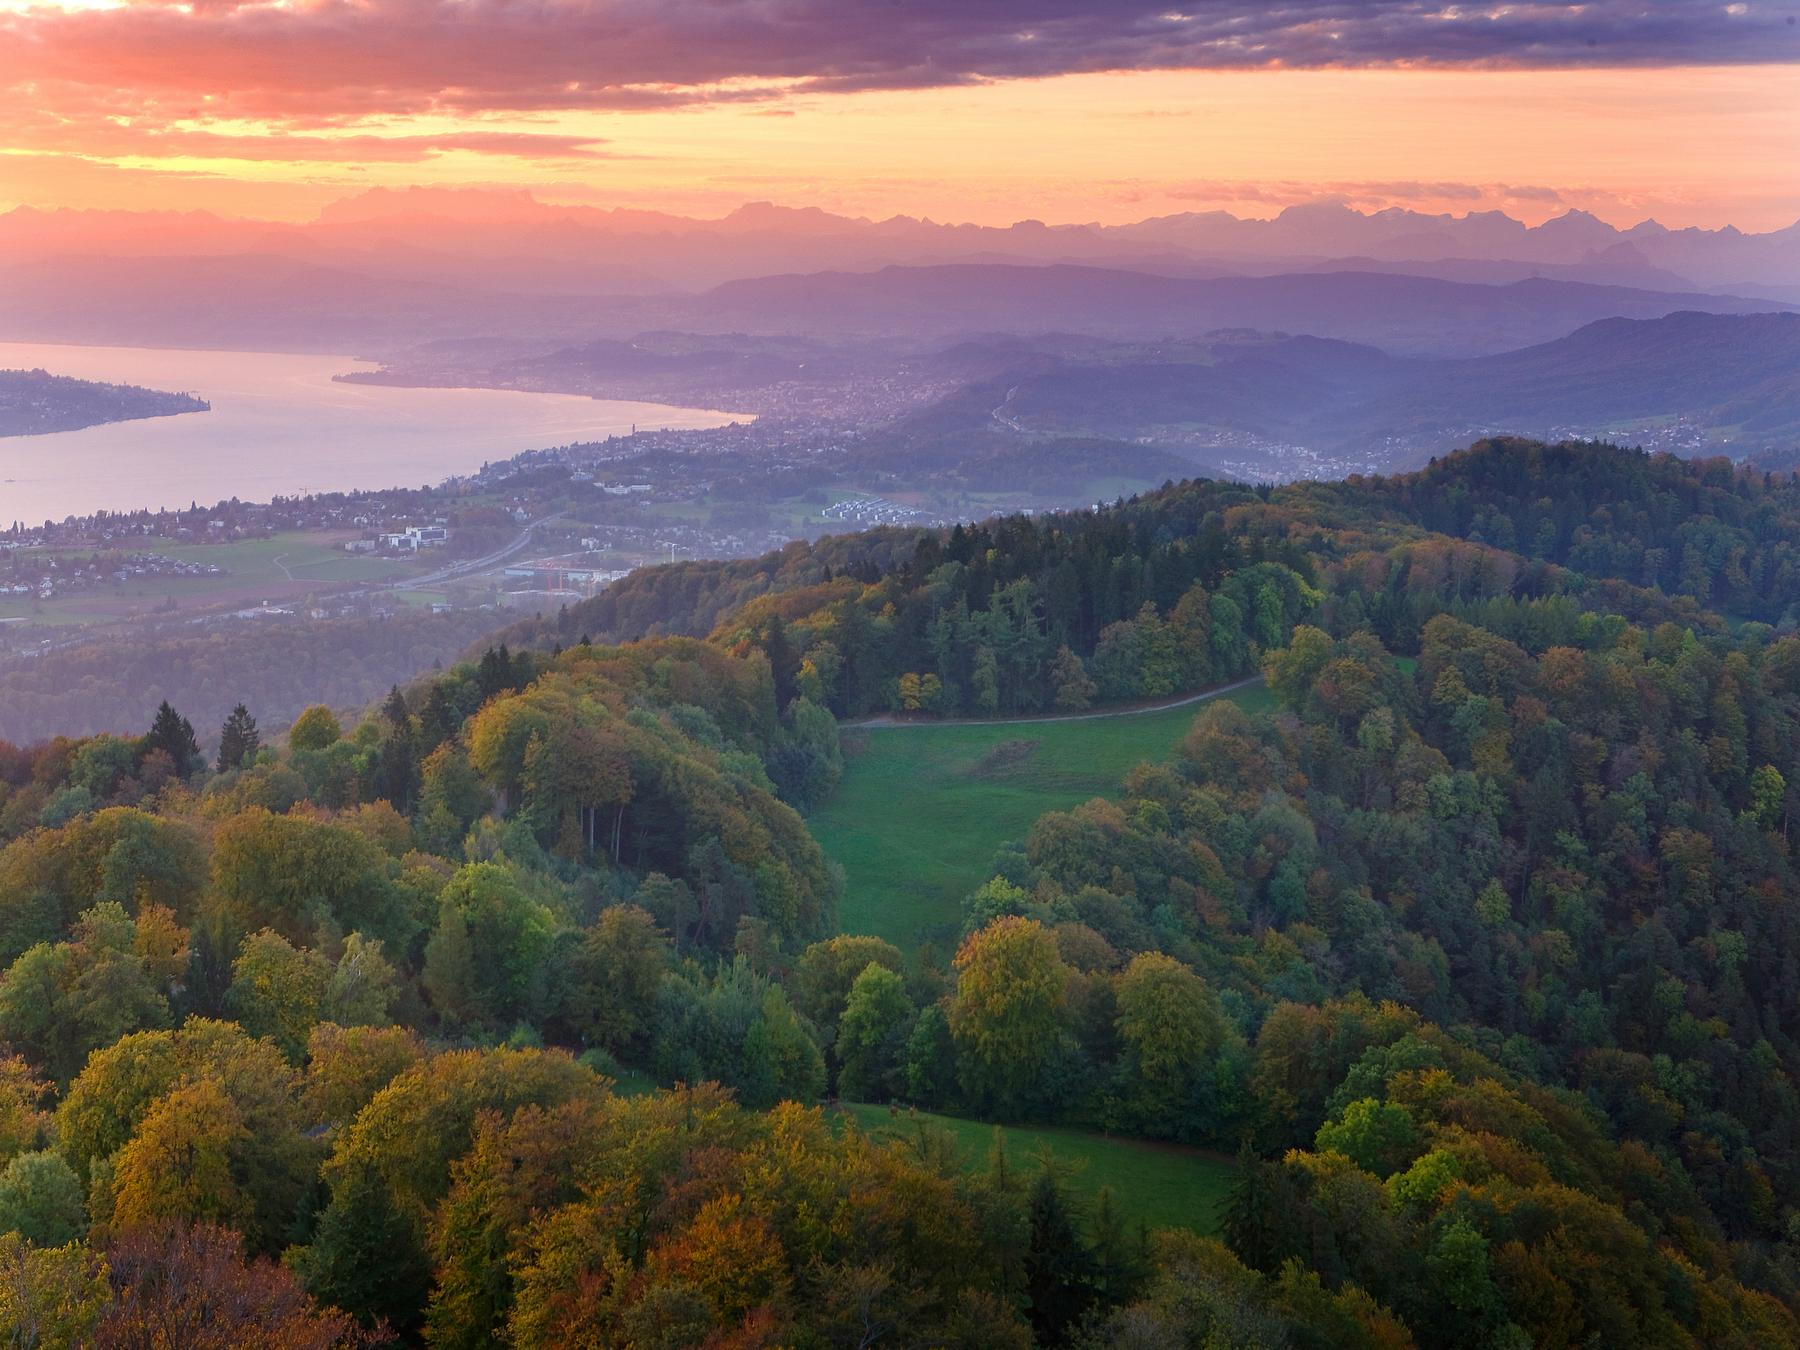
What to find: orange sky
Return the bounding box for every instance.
[2,1,1798,229]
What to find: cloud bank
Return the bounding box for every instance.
[5,0,1797,125]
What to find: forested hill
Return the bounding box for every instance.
[0,367,209,437]
[7,437,1800,1342]
[1319,436,1800,622]
[505,437,1785,719]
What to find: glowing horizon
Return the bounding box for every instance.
[2,2,1798,231]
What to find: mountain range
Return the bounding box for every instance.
[3,188,1798,298]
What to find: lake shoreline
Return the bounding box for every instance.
[0,342,744,523]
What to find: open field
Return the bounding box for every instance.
[835,1102,1235,1235]
[809,681,1275,949]
[152,532,419,586]
[0,530,428,627]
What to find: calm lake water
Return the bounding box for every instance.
[0,343,745,524]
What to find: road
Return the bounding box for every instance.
[844,673,1263,729]
[367,513,564,593]
[990,383,1027,433]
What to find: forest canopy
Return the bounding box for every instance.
[1,440,1799,1345]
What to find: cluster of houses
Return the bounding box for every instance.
[1,551,224,600]
[819,495,931,527]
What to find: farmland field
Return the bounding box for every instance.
[0,530,427,627]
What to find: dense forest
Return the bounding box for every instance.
[0,440,1799,1344]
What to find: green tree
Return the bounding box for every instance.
[423,900,477,1028]
[226,929,330,1062]
[216,703,261,772]
[1750,763,1787,832]
[971,646,1001,717]
[558,905,668,1058]
[415,744,487,856]
[0,905,175,1083]
[1114,952,1230,1138]
[1423,1215,1506,1339]
[1023,1167,1099,1344]
[68,736,136,801]
[836,963,913,1101]
[0,1151,84,1247]
[428,864,555,1027]
[792,934,907,1032]
[324,932,399,1028]
[1314,1098,1421,1179]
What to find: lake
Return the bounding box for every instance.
[0,342,747,524]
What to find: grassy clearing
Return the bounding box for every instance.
[835,1102,1234,1235]
[1082,475,1161,502]
[809,683,1275,950]
[152,532,416,586]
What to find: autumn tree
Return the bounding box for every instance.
[1113,952,1235,1140]
[227,929,330,1061]
[949,917,1071,1115]
[288,704,344,753]
[1050,645,1097,712]
[0,1234,109,1348]
[96,1221,373,1349]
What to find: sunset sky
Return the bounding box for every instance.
[3,0,1799,229]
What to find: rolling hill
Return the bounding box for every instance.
[926,311,1800,466]
[700,263,1792,355]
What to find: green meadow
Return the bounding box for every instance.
[808,682,1274,949]
[835,1102,1235,1236]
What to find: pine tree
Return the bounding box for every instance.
[475,645,515,701]
[764,613,795,710]
[1023,1166,1099,1344]
[216,703,260,772]
[294,1163,432,1331]
[1089,1185,1147,1307]
[143,700,200,774]
[1222,1146,1292,1274]
[381,684,410,729]
[419,683,460,750]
